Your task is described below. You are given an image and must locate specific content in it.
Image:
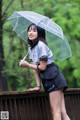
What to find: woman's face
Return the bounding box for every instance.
[28,25,38,41]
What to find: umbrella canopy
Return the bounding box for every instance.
[8,11,72,61]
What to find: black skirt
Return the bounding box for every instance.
[39,63,68,93]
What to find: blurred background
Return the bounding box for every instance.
[0,0,80,91]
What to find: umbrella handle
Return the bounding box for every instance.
[19,52,29,66]
[22,52,29,61]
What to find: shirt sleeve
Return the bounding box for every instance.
[38,42,48,61]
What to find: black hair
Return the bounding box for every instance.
[27,23,47,47]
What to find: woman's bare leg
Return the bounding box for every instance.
[61,93,71,120]
[49,90,63,120]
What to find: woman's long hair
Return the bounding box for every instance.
[27,23,47,47]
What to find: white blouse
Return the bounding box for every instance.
[28,41,54,65]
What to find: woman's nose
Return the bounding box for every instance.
[29,31,33,34]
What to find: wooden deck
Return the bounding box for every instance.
[0,88,80,120]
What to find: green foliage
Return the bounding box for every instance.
[2,0,80,91]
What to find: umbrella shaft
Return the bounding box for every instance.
[19,52,29,66]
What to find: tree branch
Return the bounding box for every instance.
[2,0,14,17]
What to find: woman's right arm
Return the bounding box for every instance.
[33,69,41,88]
[27,69,41,91]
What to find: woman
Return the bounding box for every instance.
[19,23,71,120]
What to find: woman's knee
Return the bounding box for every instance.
[53,110,62,120]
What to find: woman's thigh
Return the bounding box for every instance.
[49,90,63,113]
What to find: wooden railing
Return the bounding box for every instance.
[64,88,80,120]
[0,88,80,120]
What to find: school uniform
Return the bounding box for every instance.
[28,40,68,93]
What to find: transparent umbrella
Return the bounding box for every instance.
[8,11,72,61]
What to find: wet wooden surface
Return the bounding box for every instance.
[0,88,80,120]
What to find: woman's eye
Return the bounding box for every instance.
[28,29,31,32]
[34,30,37,32]
[28,28,37,32]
